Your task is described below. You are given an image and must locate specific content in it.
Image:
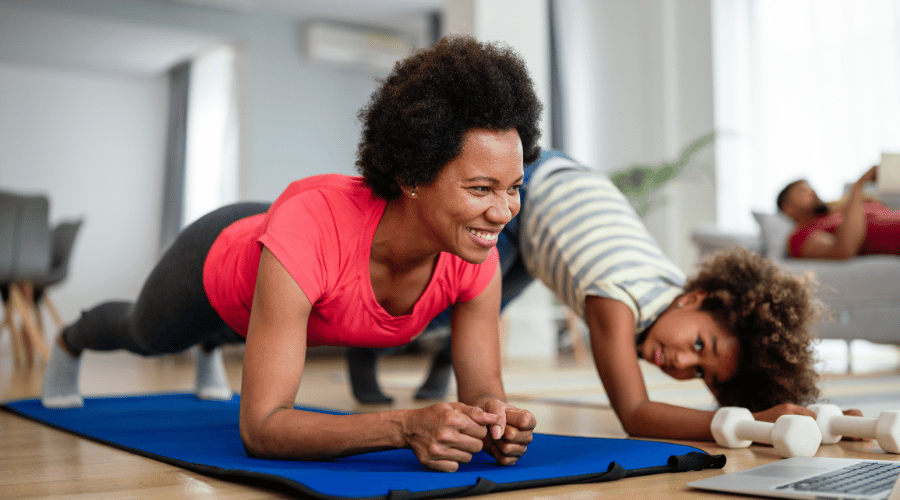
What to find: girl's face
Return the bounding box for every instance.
[638,290,740,393]
[412,128,524,264]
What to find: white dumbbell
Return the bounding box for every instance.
[808,404,900,453]
[711,407,822,458]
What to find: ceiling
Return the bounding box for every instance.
[0,0,443,77]
[0,9,221,76]
[215,0,443,18]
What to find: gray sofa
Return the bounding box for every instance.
[691,209,900,344]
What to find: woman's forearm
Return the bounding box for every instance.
[241,407,409,460]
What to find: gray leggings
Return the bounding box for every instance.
[62,202,269,355]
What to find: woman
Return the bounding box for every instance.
[41,35,542,472]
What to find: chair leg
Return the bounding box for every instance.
[9,283,50,363]
[2,298,24,368]
[41,293,65,330]
[3,297,29,368]
[18,282,38,368]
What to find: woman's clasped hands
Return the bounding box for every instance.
[402,401,535,472]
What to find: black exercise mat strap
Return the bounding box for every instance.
[668,451,728,472]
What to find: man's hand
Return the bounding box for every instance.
[403,402,499,472]
[857,165,878,186]
[478,399,536,466]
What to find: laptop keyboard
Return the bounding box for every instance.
[777,462,900,496]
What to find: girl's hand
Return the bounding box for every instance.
[478,399,536,466]
[837,408,868,441]
[752,403,815,423]
[403,402,499,472]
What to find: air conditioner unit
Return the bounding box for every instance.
[157,0,257,12]
[305,21,414,73]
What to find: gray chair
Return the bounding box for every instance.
[0,193,19,284]
[14,194,51,281]
[32,219,83,332]
[0,190,52,366]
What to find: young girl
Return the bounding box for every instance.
[521,150,823,438]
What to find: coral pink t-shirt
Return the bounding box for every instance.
[788,202,900,257]
[203,174,499,347]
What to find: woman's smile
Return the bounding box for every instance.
[466,227,501,247]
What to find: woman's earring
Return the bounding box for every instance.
[408,191,417,198]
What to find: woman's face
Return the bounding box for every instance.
[638,290,740,392]
[413,128,524,264]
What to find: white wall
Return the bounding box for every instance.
[444,0,552,150]
[2,0,428,198]
[0,0,429,335]
[557,0,717,271]
[0,64,167,320]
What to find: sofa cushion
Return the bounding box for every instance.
[781,256,900,305]
[752,211,794,259]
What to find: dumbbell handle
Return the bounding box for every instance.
[825,415,878,439]
[734,420,776,444]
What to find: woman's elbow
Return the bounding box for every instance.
[239,415,329,461]
[239,413,291,459]
[240,420,271,458]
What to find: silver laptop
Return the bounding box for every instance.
[687,457,900,500]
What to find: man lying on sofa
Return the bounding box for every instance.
[778,166,900,259]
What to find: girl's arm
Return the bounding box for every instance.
[585,295,720,440]
[585,296,816,440]
[238,247,499,472]
[450,268,536,465]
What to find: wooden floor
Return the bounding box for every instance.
[1,346,897,500]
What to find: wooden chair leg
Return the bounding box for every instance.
[2,298,26,368]
[31,299,44,336]
[24,283,42,367]
[9,283,50,363]
[8,286,34,367]
[41,293,65,330]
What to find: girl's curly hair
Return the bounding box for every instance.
[685,247,823,411]
[356,35,543,200]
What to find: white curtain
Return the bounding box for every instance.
[714,0,900,232]
[183,44,240,228]
[550,0,603,169]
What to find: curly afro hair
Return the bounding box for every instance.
[685,247,822,411]
[356,34,543,200]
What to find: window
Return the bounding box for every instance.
[183,44,240,228]
[713,0,900,231]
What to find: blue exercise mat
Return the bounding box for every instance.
[2,393,724,499]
